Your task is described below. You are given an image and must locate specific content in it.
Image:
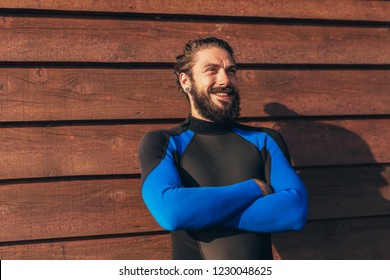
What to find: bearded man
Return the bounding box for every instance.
[138,37,308,260]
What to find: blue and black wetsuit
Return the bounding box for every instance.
[138,116,307,259]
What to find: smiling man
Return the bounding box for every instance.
[178,44,240,124]
[138,37,308,260]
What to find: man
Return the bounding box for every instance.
[138,37,308,260]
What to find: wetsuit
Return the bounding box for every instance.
[138,116,308,259]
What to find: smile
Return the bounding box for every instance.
[214,92,229,97]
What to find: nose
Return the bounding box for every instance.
[216,69,230,87]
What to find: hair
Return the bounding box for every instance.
[174,37,236,101]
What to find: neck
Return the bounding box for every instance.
[182,115,234,134]
[190,109,213,123]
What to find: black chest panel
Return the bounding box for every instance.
[172,130,272,260]
[178,132,266,187]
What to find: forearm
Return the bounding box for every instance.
[142,159,263,231]
[223,187,308,232]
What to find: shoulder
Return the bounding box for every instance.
[234,122,285,143]
[138,124,185,181]
[139,130,168,149]
[139,124,184,154]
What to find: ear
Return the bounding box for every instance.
[179,72,191,91]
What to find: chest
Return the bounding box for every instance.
[177,132,265,187]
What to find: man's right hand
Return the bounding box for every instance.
[253,179,274,196]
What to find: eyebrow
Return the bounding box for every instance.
[202,63,237,70]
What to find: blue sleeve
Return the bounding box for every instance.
[139,131,263,231]
[223,134,308,232]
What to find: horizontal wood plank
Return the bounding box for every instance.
[0,124,144,179]
[0,0,389,22]
[303,165,390,220]
[1,68,389,122]
[0,179,158,242]
[0,166,389,242]
[1,16,390,63]
[0,233,171,260]
[270,118,390,167]
[2,216,390,259]
[273,216,390,259]
[0,119,389,180]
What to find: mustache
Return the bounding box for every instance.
[207,86,236,95]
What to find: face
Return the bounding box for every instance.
[183,47,240,124]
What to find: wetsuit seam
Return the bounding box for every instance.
[231,130,267,168]
[171,231,200,250]
[180,132,198,167]
[198,240,206,260]
[261,146,272,185]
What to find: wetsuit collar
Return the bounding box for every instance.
[181,115,235,134]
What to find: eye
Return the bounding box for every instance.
[227,68,237,75]
[206,67,217,73]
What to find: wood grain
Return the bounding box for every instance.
[1,16,390,63]
[267,118,390,167]
[273,216,390,260]
[0,178,157,242]
[0,0,389,22]
[1,216,390,259]
[1,119,389,180]
[0,233,171,260]
[303,165,390,220]
[1,68,389,122]
[0,166,388,243]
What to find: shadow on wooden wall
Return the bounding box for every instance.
[266,102,389,259]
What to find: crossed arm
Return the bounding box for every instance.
[140,133,308,233]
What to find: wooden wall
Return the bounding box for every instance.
[0,0,389,260]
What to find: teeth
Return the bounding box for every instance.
[215,92,228,97]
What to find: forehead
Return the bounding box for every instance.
[193,47,235,68]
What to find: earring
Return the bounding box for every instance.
[184,87,190,93]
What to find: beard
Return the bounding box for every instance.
[189,84,241,125]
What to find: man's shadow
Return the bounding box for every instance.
[264,102,389,259]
